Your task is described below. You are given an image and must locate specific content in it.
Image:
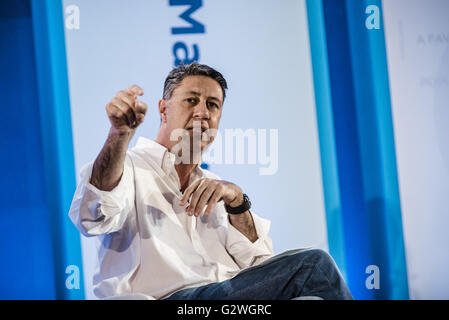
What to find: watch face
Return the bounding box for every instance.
[242,194,251,210]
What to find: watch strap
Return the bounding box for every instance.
[225,193,251,215]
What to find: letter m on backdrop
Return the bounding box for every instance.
[170,0,205,34]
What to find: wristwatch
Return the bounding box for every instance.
[225,193,251,215]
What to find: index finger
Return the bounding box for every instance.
[180,179,202,204]
[126,84,144,97]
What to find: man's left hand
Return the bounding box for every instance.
[179,178,243,217]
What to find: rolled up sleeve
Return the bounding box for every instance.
[225,211,274,269]
[68,155,135,237]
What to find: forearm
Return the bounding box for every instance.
[228,211,258,243]
[90,127,134,191]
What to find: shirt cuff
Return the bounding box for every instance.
[226,211,274,269]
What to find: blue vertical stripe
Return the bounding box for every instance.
[30,0,84,299]
[307,0,409,299]
[321,0,375,299]
[0,0,56,299]
[306,0,347,282]
[345,0,409,299]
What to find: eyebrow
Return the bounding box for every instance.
[185,91,222,103]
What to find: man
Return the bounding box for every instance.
[69,62,353,300]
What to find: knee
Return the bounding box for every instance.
[298,249,335,268]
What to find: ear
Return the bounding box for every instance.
[158,99,168,123]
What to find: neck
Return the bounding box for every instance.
[175,163,198,193]
[155,133,202,193]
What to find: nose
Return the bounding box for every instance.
[193,100,210,120]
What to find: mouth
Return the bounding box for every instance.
[186,126,208,133]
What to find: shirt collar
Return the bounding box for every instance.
[133,136,204,177]
[134,136,168,169]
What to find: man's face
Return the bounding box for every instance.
[162,75,224,153]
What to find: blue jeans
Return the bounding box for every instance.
[164,248,353,300]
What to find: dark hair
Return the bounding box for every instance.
[163,62,228,102]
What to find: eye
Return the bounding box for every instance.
[186,97,197,104]
[207,101,219,109]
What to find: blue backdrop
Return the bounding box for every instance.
[0,0,415,299]
[0,0,84,299]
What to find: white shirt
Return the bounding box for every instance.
[69,137,274,299]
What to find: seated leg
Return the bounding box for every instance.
[165,248,353,300]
